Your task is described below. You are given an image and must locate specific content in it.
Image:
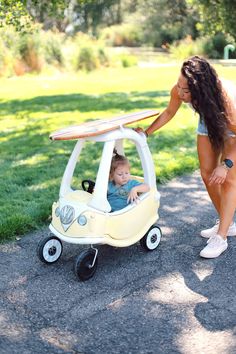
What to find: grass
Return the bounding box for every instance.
[1,63,236,241]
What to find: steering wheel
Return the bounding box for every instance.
[81,179,95,194]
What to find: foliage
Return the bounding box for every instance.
[43,31,65,66]
[74,33,110,71]
[169,32,236,60]
[203,33,236,59]
[69,0,122,35]
[193,0,236,40]
[119,54,137,68]
[26,0,68,29]
[76,47,99,71]
[1,0,236,55]
[0,0,32,32]
[17,32,43,72]
[100,23,143,47]
[136,0,200,47]
[169,35,205,59]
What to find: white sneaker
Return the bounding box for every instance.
[200,234,228,258]
[200,219,236,238]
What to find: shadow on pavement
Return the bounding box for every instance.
[0,172,235,354]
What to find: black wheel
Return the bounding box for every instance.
[140,225,162,251]
[81,179,95,194]
[74,249,98,281]
[37,236,63,264]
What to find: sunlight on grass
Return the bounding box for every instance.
[12,154,49,167]
[1,64,236,240]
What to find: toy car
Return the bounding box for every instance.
[37,110,162,281]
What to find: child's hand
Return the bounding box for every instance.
[127,187,139,204]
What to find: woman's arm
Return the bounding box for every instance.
[145,85,182,136]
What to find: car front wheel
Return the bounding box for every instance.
[37,236,63,264]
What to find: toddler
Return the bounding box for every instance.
[107,150,150,212]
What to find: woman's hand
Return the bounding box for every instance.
[209,165,228,185]
[133,127,145,134]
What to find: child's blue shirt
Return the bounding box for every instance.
[107,179,141,212]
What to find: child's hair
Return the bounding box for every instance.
[110,149,129,178]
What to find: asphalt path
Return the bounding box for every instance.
[0,171,236,354]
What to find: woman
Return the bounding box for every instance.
[136,55,236,258]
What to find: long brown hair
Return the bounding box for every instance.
[181,55,228,150]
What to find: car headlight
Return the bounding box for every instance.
[77,214,87,226]
[55,207,60,217]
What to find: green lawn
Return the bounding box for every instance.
[1,63,236,241]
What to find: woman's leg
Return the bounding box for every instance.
[217,137,236,239]
[199,136,236,258]
[197,135,221,213]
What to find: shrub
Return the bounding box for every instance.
[169,36,205,60]
[76,46,99,71]
[0,27,19,51]
[170,33,236,60]
[100,24,143,47]
[43,31,64,66]
[17,33,43,73]
[74,33,110,72]
[97,47,109,67]
[0,40,10,76]
[0,28,19,76]
[119,54,137,68]
[202,33,236,59]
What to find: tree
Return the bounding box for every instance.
[136,0,200,47]
[66,0,123,35]
[0,0,124,34]
[26,0,68,30]
[193,0,236,39]
[0,0,32,31]
[0,0,69,31]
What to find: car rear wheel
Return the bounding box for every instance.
[140,225,162,251]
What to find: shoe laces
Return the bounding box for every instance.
[207,234,217,244]
[207,234,226,246]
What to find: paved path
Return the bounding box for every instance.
[0,171,236,354]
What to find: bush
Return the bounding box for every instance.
[169,36,205,60]
[0,39,10,75]
[17,33,43,72]
[76,46,99,71]
[170,33,236,60]
[119,54,137,68]
[100,24,143,47]
[97,47,109,67]
[145,25,185,48]
[43,31,64,66]
[0,28,20,76]
[202,33,236,59]
[73,33,110,72]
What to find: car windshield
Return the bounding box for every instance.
[71,140,103,191]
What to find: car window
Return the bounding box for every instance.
[71,141,103,191]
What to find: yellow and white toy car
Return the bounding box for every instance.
[37,110,162,281]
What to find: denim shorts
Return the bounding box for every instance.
[197,118,236,137]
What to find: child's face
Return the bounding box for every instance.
[112,164,130,186]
